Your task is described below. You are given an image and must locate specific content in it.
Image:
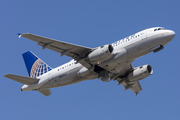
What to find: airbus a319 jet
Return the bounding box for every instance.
[5,27,175,96]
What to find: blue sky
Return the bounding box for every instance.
[1,0,180,120]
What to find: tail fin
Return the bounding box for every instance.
[22,51,52,78]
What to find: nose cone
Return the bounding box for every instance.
[169,30,176,40]
[162,30,175,45]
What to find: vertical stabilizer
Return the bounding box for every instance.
[22,51,52,78]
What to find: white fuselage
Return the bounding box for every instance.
[22,27,175,91]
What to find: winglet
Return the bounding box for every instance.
[18,33,22,38]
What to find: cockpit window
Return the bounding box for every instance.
[154,27,166,31]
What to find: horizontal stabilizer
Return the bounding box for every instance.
[4,74,39,85]
[38,89,51,96]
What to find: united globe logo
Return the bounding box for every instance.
[30,59,52,78]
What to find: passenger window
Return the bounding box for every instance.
[117,41,120,45]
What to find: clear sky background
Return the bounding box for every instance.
[1,0,180,120]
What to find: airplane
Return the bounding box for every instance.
[4,27,175,96]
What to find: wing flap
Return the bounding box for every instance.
[38,89,51,96]
[121,81,143,95]
[4,74,39,85]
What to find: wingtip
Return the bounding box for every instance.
[17,33,22,38]
[17,33,22,35]
[4,74,10,77]
[135,92,139,96]
[4,74,7,77]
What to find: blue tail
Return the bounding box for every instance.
[22,51,52,78]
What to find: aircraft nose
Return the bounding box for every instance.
[162,30,175,45]
[169,30,175,39]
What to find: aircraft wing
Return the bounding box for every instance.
[121,81,142,95]
[20,33,93,68]
[112,63,143,95]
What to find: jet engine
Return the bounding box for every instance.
[126,65,153,82]
[85,44,113,62]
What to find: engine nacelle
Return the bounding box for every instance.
[86,44,113,62]
[127,65,153,82]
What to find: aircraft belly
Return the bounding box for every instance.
[98,48,128,72]
[40,67,86,89]
[126,39,150,59]
[85,72,98,80]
